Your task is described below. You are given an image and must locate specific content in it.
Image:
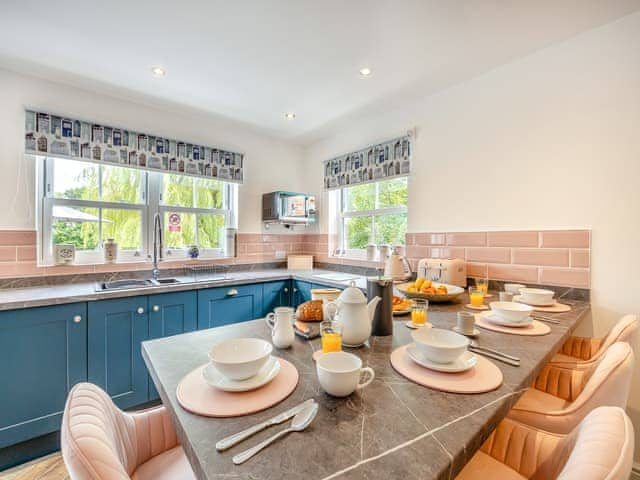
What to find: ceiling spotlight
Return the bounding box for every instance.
[359,67,372,77]
[285,112,296,120]
[150,66,166,77]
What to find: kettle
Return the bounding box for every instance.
[384,246,412,281]
[327,281,381,347]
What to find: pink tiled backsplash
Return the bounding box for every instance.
[0,229,590,288]
[0,231,327,279]
[405,230,591,288]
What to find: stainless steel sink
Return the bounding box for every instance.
[97,277,182,291]
[99,279,155,291]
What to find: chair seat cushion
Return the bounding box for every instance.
[456,451,526,480]
[132,446,196,480]
[513,386,570,413]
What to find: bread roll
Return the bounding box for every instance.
[296,300,324,322]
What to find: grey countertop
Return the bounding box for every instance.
[142,298,590,480]
[0,269,368,311]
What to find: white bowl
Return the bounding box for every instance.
[519,288,555,305]
[411,328,469,364]
[489,301,534,323]
[208,338,273,381]
[504,283,526,294]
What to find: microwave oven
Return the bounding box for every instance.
[262,191,317,226]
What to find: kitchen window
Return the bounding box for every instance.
[338,177,408,254]
[154,173,235,258]
[38,156,237,264]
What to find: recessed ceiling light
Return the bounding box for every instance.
[359,67,372,77]
[285,112,296,120]
[150,65,166,77]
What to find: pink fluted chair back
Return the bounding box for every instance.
[509,342,634,434]
[554,314,637,365]
[456,406,634,480]
[61,382,195,480]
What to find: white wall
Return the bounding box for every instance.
[305,11,640,458]
[0,68,305,233]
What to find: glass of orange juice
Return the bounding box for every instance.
[469,287,485,307]
[321,321,343,353]
[475,277,489,296]
[411,300,429,326]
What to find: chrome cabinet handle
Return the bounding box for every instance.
[228,289,238,296]
[73,315,82,323]
[293,288,298,293]
[137,307,145,314]
[284,287,289,293]
[152,305,160,312]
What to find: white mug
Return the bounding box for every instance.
[316,351,375,397]
[265,307,295,348]
[456,311,476,335]
[499,291,514,302]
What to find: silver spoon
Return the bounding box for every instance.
[232,402,319,465]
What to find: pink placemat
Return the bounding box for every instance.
[176,359,299,417]
[390,345,503,394]
[513,296,571,313]
[475,314,551,336]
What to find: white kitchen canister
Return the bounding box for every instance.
[54,244,75,265]
[103,238,118,263]
[366,243,378,261]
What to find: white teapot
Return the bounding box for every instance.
[327,281,381,347]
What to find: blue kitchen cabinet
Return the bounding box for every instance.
[148,291,197,400]
[293,280,312,306]
[198,284,263,329]
[88,297,149,409]
[0,303,87,448]
[262,280,292,314]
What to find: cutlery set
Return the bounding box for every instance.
[468,340,521,367]
[217,399,319,465]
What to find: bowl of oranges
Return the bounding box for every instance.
[396,277,464,303]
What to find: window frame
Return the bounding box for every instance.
[37,156,237,265]
[338,178,408,256]
[151,172,234,259]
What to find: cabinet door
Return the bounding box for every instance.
[88,297,149,409]
[148,291,197,400]
[0,303,87,448]
[198,284,263,329]
[293,280,312,307]
[262,280,292,315]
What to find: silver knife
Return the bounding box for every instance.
[469,347,520,367]
[533,315,561,325]
[216,399,316,451]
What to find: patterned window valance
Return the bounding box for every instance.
[322,133,412,190]
[24,109,244,184]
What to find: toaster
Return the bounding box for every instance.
[417,258,467,287]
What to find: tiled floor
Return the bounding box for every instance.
[0,454,69,480]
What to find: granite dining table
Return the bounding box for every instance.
[142,297,590,480]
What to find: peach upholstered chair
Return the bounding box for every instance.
[456,406,634,480]
[507,342,634,434]
[551,314,637,367]
[61,382,196,480]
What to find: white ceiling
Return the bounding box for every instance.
[1,0,639,145]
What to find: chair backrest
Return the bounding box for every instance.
[61,383,138,480]
[572,342,635,413]
[556,406,634,480]
[598,315,638,358]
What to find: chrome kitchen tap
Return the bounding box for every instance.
[152,213,163,280]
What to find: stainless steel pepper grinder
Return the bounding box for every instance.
[368,273,394,336]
